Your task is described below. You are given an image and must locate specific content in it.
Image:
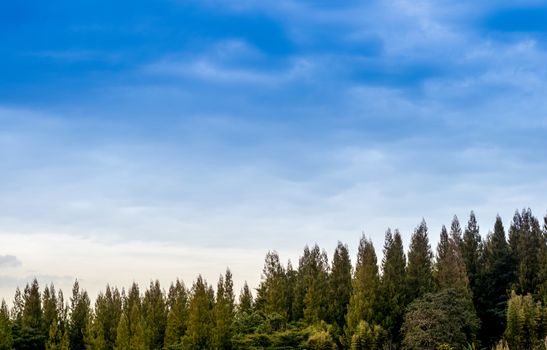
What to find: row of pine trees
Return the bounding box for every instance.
[0,208,546,349]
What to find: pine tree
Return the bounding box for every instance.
[43,284,58,345]
[436,223,470,295]
[406,220,435,302]
[92,285,123,350]
[477,215,513,347]
[125,283,140,318]
[183,275,214,349]
[69,280,91,350]
[285,259,297,322]
[379,229,407,343]
[537,213,547,303]
[0,299,13,350]
[509,208,543,294]
[142,280,167,350]
[450,216,463,246]
[328,241,352,330]
[128,304,146,350]
[164,279,188,348]
[11,287,23,348]
[21,278,45,349]
[212,269,235,349]
[114,312,130,350]
[296,245,329,324]
[345,235,380,343]
[255,251,288,320]
[461,211,482,299]
[237,282,253,315]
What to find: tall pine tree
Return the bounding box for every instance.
[345,236,380,343]
[183,275,214,349]
[164,279,189,348]
[69,280,91,350]
[328,241,352,330]
[379,229,407,343]
[406,220,434,302]
[461,211,482,299]
[436,222,470,295]
[212,269,235,350]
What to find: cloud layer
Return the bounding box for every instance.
[1,0,547,301]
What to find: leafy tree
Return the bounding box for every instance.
[350,320,387,350]
[307,325,337,350]
[345,236,380,343]
[327,241,352,331]
[379,229,407,343]
[183,275,214,349]
[407,220,435,302]
[164,279,188,348]
[504,291,546,350]
[402,289,479,350]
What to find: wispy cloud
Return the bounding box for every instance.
[0,255,21,268]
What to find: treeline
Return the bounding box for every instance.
[0,209,546,350]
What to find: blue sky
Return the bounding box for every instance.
[1,0,547,299]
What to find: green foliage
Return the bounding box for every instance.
[238,281,253,316]
[307,328,337,350]
[114,311,130,350]
[436,223,470,295]
[296,245,329,324]
[0,210,544,350]
[461,211,482,298]
[212,269,236,350]
[509,208,543,295]
[0,299,13,350]
[164,279,188,348]
[345,236,380,345]
[402,289,479,350]
[350,320,387,350]
[379,229,407,343]
[183,275,214,349]
[477,216,514,346]
[89,285,122,350]
[407,219,435,302]
[142,280,167,349]
[256,251,289,320]
[504,291,546,350]
[69,280,91,350]
[328,241,352,330]
[537,214,547,304]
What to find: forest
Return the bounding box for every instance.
[0,208,546,350]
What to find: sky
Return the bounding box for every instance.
[1,0,547,301]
